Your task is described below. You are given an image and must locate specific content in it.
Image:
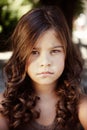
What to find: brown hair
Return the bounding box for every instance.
[1,6,82,129]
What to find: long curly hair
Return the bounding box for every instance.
[1,6,83,129]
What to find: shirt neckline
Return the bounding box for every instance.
[30,118,57,130]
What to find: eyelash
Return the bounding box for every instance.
[31,50,39,55]
[51,50,61,54]
[31,49,62,56]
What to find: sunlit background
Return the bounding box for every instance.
[73,0,87,68]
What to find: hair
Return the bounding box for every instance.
[0,6,83,129]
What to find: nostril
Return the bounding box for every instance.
[40,63,51,67]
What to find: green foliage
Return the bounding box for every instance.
[0,0,40,51]
[0,0,34,34]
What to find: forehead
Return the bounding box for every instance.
[34,29,63,48]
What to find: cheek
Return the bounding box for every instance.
[25,60,36,78]
[26,64,32,78]
[25,57,33,71]
[25,59,31,73]
[61,58,65,69]
[55,55,65,64]
[54,56,65,71]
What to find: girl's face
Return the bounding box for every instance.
[26,29,65,88]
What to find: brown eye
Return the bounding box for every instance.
[51,50,61,54]
[31,50,39,55]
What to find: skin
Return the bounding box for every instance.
[25,29,87,128]
[26,29,65,93]
[0,93,9,130]
[26,29,65,125]
[78,95,87,130]
[0,29,87,129]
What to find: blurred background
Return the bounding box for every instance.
[0,0,87,93]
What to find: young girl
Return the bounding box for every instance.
[0,6,87,130]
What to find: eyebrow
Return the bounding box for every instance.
[52,46,64,48]
[33,45,64,50]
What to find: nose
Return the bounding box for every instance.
[39,53,51,67]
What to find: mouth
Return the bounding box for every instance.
[37,71,54,75]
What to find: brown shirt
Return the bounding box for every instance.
[15,119,57,130]
[13,119,82,130]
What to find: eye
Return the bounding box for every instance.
[51,49,61,54]
[31,50,39,55]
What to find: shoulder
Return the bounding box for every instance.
[0,92,4,100]
[0,92,4,109]
[0,93,9,130]
[0,113,9,130]
[78,94,87,130]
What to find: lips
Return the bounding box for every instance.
[37,71,54,75]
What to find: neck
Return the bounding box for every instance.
[33,82,57,100]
